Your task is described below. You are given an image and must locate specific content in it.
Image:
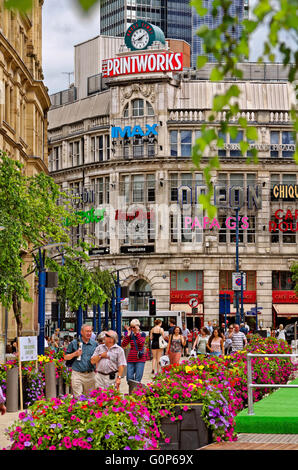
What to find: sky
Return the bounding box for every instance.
[42,0,100,95]
[42,0,295,96]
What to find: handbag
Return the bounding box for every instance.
[159,335,168,349]
[132,332,145,359]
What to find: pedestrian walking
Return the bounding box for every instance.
[150,319,167,375]
[229,324,247,352]
[181,323,190,356]
[206,321,213,335]
[91,330,127,390]
[166,326,186,364]
[121,319,147,383]
[193,327,210,355]
[240,323,248,335]
[276,324,286,341]
[224,325,234,354]
[207,327,224,356]
[168,318,176,336]
[64,324,97,398]
[0,386,6,415]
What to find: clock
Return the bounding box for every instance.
[125,20,166,51]
[131,28,150,50]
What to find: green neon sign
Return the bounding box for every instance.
[64,207,105,227]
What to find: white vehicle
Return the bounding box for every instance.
[121,310,184,335]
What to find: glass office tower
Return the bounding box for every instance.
[100,0,247,67]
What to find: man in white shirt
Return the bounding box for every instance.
[91,330,127,390]
[229,324,247,352]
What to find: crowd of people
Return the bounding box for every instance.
[0,319,291,412]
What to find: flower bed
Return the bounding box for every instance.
[4,335,297,450]
[0,350,71,408]
[6,389,160,450]
[131,335,297,444]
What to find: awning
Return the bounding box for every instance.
[273,304,298,316]
[229,304,256,314]
[170,303,203,314]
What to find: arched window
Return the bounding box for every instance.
[122,99,155,118]
[129,279,152,311]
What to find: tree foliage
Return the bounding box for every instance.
[0,152,95,335]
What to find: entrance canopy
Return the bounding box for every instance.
[273,304,298,317]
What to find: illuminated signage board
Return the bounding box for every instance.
[111,124,158,139]
[64,207,105,227]
[269,209,298,233]
[102,52,183,78]
[272,184,298,200]
[178,184,262,210]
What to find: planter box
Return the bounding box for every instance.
[160,404,212,450]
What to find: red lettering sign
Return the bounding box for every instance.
[272,291,298,303]
[102,52,183,78]
[170,291,204,304]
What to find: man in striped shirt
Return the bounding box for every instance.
[229,324,247,352]
[121,319,147,383]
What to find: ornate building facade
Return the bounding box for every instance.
[0,0,51,340]
[48,33,297,331]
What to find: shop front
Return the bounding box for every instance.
[170,270,204,330]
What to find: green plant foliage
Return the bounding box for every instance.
[0,152,83,335]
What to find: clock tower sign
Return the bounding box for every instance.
[125,20,166,51]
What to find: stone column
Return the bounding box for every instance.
[203,269,219,325]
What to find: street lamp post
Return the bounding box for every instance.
[32,243,64,355]
[37,247,46,355]
[235,207,240,325]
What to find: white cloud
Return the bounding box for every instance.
[42,0,100,95]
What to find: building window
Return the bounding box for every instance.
[219,271,256,291]
[217,173,257,244]
[270,130,295,158]
[272,271,295,291]
[170,271,203,291]
[181,130,192,157]
[132,99,144,117]
[132,175,144,202]
[91,134,110,162]
[170,130,178,157]
[69,141,81,167]
[50,146,61,172]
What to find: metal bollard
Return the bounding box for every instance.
[45,362,57,399]
[6,366,19,412]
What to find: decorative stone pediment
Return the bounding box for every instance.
[120,83,156,104]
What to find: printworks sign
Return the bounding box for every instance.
[102,52,183,78]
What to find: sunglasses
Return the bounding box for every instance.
[105,334,112,338]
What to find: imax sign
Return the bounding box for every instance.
[111,124,158,139]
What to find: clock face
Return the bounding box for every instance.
[131,28,150,50]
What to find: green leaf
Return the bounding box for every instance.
[246,127,258,141]
[197,55,208,69]
[77,0,99,10]
[4,0,33,12]
[210,68,223,81]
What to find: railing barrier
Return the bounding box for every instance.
[247,352,298,415]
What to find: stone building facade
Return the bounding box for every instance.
[48,38,297,331]
[0,0,51,339]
